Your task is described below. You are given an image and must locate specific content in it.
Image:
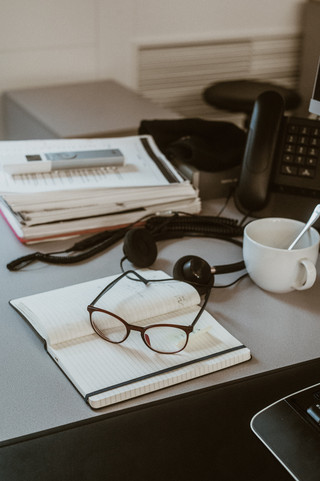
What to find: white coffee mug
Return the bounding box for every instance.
[243,218,320,293]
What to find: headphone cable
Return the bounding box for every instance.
[7,212,244,271]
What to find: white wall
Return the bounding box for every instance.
[0,0,305,138]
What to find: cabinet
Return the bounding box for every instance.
[3,79,179,140]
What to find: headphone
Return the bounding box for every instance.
[122,226,246,295]
[7,213,246,286]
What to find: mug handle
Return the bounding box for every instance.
[294,259,317,291]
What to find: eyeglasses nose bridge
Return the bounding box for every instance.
[127,324,151,347]
[128,323,145,335]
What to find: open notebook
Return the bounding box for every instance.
[10,269,251,409]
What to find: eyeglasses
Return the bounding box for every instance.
[87,270,210,354]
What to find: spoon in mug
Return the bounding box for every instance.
[288,204,320,250]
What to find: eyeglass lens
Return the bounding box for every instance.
[91,310,127,343]
[144,325,188,353]
[91,310,188,354]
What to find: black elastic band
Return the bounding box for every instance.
[84,344,247,403]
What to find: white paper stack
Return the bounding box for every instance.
[0,136,201,243]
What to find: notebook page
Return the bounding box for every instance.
[10,270,200,346]
[46,307,250,408]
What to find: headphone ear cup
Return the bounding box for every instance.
[123,228,158,268]
[173,255,214,294]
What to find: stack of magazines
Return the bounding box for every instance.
[0,135,201,243]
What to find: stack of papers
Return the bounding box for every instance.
[0,136,201,243]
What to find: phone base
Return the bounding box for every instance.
[173,160,240,200]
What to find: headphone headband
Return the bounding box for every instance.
[122,222,246,294]
[145,214,244,239]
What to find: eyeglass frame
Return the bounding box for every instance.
[87,270,211,354]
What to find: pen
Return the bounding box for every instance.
[3,148,125,175]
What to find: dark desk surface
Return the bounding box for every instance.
[0,198,319,480]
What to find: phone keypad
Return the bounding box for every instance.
[280,120,320,182]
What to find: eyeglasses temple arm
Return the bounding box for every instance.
[190,288,211,329]
[89,270,149,306]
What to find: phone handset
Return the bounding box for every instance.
[235,90,285,213]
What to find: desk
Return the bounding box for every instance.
[0,198,319,480]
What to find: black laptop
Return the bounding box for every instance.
[251,382,320,481]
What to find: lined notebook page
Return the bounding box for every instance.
[88,348,251,409]
[46,306,250,409]
[10,270,200,346]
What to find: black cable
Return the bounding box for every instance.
[7,212,156,271]
[216,187,235,217]
[214,273,248,288]
[7,212,244,271]
[69,229,122,251]
[7,228,127,271]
